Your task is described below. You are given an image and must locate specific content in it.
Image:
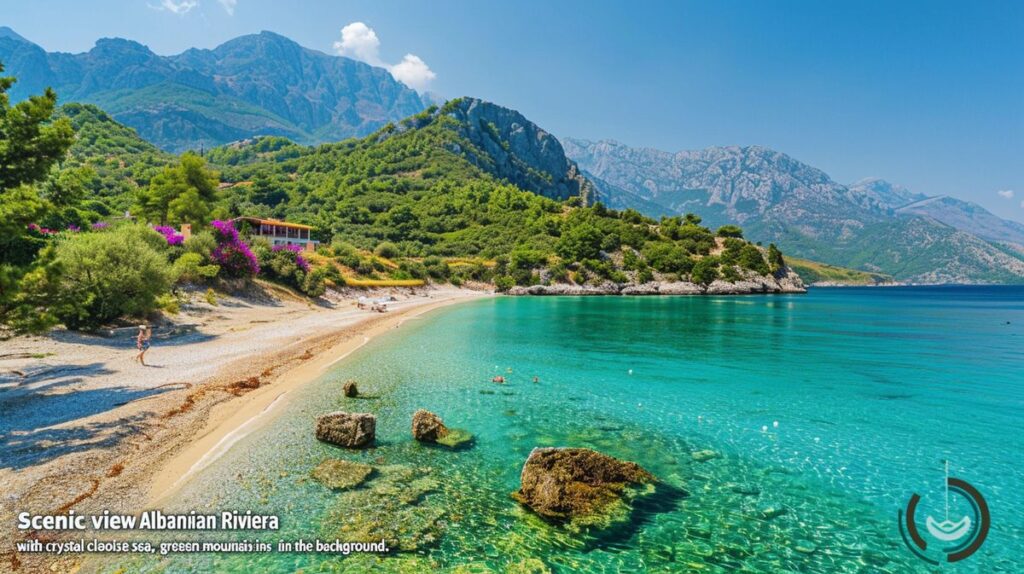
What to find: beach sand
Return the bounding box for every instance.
[0,284,486,573]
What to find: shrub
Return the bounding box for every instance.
[493,275,515,291]
[767,243,785,273]
[153,225,185,246]
[716,225,744,238]
[156,292,180,315]
[51,224,174,330]
[738,245,770,275]
[171,252,220,284]
[184,230,217,258]
[204,288,218,306]
[374,241,399,258]
[690,256,720,286]
[210,220,259,278]
[556,222,603,262]
[642,242,691,274]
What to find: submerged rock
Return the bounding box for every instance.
[436,428,474,449]
[691,449,719,462]
[322,464,445,551]
[511,447,655,522]
[315,411,376,448]
[311,459,373,490]
[412,409,448,442]
[343,380,359,397]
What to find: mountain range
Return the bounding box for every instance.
[565,139,1024,283]
[0,27,426,152]
[3,26,1021,284]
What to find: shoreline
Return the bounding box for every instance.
[0,286,487,573]
[147,293,482,504]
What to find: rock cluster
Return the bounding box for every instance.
[508,269,805,296]
[511,447,655,521]
[315,412,376,448]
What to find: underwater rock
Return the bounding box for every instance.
[315,411,376,448]
[343,380,359,397]
[757,506,788,520]
[412,409,448,442]
[506,558,551,574]
[511,447,655,521]
[311,459,373,490]
[728,483,761,496]
[691,449,719,462]
[322,464,445,552]
[436,428,474,449]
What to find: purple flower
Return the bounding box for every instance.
[210,220,259,278]
[67,224,81,232]
[27,223,41,232]
[211,220,240,243]
[271,244,310,272]
[153,225,185,246]
[91,222,110,230]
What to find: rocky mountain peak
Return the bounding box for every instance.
[442,98,594,202]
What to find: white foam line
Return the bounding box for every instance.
[171,391,288,489]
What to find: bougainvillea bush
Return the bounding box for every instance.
[251,240,327,296]
[210,220,259,278]
[153,225,185,246]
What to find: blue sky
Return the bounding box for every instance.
[4,0,1023,222]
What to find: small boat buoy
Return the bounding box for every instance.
[628,369,634,375]
[761,425,768,433]
[772,420,779,428]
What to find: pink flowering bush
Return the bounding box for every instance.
[252,240,326,296]
[272,243,311,272]
[152,225,185,246]
[210,220,259,278]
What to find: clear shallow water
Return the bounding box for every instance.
[100,287,1023,573]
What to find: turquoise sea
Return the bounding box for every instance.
[101,286,1023,573]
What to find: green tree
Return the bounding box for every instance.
[556,222,603,262]
[738,244,770,275]
[136,152,219,225]
[716,225,744,238]
[0,63,75,332]
[690,256,720,285]
[767,243,785,273]
[51,225,174,331]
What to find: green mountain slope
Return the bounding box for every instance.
[0,30,426,152]
[565,138,1024,283]
[60,96,797,290]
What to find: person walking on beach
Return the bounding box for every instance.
[135,324,152,366]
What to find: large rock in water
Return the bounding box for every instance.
[411,409,448,442]
[316,412,375,448]
[512,447,655,522]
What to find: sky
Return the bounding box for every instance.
[3,0,1023,222]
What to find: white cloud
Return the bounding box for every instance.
[333,22,435,91]
[218,0,237,15]
[389,54,437,91]
[997,189,1015,199]
[154,0,198,14]
[334,22,384,65]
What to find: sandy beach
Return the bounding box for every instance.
[0,284,486,573]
